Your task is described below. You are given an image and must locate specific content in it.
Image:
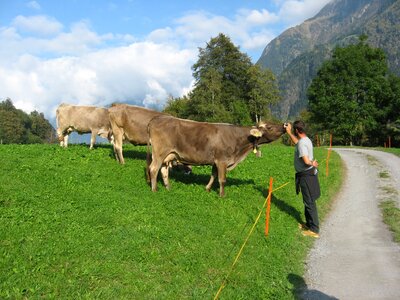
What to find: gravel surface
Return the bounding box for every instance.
[302,148,400,300]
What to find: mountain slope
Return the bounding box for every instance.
[257,0,399,120]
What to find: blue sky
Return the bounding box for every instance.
[0,0,331,121]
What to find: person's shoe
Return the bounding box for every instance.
[301,229,319,238]
[298,223,309,230]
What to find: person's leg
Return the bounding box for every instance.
[300,179,319,233]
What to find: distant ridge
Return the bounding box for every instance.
[257,0,400,120]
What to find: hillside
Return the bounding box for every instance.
[257,0,400,120]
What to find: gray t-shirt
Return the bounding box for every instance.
[294,136,314,173]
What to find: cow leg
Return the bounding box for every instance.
[112,128,124,164]
[206,164,218,192]
[217,162,227,197]
[149,158,163,192]
[160,164,170,190]
[57,128,65,147]
[89,131,97,149]
[63,134,69,148]
[59,135,65,147]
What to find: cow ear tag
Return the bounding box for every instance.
[250,129,262,137]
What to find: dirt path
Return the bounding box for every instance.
[302,148,400,300]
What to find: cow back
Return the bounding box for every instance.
[56,104,110,133]
[108,104,165,145]
[148,116,252,166]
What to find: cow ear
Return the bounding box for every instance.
[250,128,262,137]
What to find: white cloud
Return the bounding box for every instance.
[242,30,276,50]
[0,18,130,61]
[12,15,63,36]
[27,1,41,10]
[147,27,175,43]
[0,42,195,120]
[237,9,279,26]
[278,0,331,26]
[147,9,278,55]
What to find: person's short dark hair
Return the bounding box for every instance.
[293,120,306,134]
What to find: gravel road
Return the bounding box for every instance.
[302,148,400,300]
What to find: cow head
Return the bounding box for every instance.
[250,121,286,144]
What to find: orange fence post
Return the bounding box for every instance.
[389,136,391,148]
[265,177,274,236]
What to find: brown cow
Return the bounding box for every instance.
[56,103,112,149]
[147,115,286,197]
[108,103,166,164]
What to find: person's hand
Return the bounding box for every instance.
[285,122,292,134]
[312,160,319,168]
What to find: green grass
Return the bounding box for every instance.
[379,201,400,243]
[379,171,390,178]
[0,143,341,299]
[374,147,400,157]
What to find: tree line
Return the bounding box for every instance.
[0,98,56,144]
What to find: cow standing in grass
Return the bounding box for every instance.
[56,103,112,149]
[108,103,166,164]
[147,115,286,197]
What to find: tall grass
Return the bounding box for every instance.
[0,143,341,299]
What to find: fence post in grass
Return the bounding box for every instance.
[389,136,391,148]
[265,177,274,236]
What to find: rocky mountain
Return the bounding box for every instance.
[257,0,400,120]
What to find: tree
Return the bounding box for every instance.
[0,99,27,143]
[308,36,398,146]
[164,33,280,125]
[163,95,191,118]
[0,98,56,144]
[190,33,253,123]
[385,74,400,145]
[247,65,280,123]
[30,110,56,143]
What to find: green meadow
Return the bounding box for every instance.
[0,143,341,299]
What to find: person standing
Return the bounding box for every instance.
[286,120,321,238]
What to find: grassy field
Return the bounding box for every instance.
[0,143,341,299]
[378,147,400,157]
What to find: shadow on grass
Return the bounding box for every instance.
[97,145,149,161]
[170,170,255,192]
[122,149,148,160]
[146,166,256,194]
[256,186,303,224]
[287,273,338,300]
